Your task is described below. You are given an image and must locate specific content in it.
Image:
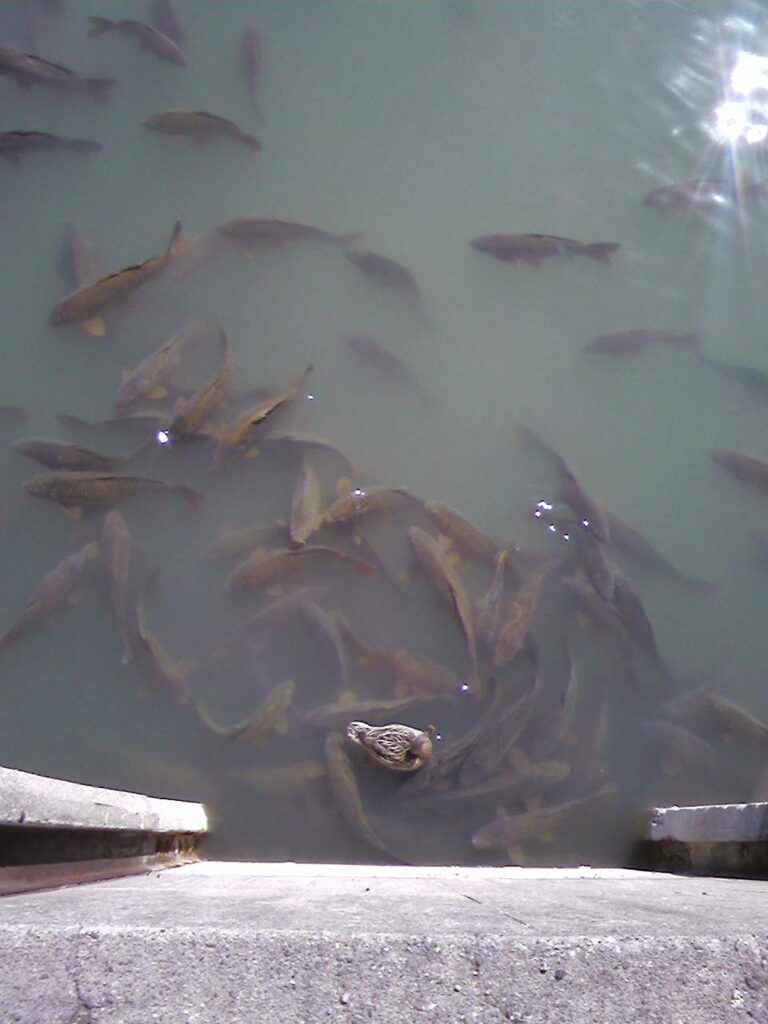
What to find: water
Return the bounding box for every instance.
[2,0,768,865]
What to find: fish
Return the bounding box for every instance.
[152,0,185,47]
[204,523,287,562]
[0,541,100,648]
[698,354,768,399]
[87,16,187,67]
[227,760,326,792]
[492,561,554,669]
[13,437,133,472]
[117,320,207,410]
[57,410,167,435]
[533,640,580,758]
[643,178,768,211]
[344,250,432,329]
[60,223,102,290]
[261,432,356,478]
[605,509,716,593]
[562,574,628,646]
[323,485,416,526]
[289,459,322,546]
[706,695,768,750]
[517,424,610,543]
[342,334,429,399]
[475,547,512,654]
[458,664,545,788]
[640,719,718,770]
[584,330,701,356]
[569,528,615,602]
[24,471,200,509]
[422,501,499,567]
[470,233,620,266]
[306,693,443,731]
[324,732,404,862]
[227,545,376,592]
[101,509,133,664]
[609,574,666,678]
[134,599,193,703]
[440,761,570,803]
[143,111,261,154]
[195,679,295,741]
[158,329,230,443]
[240,27,262,112]
[49,221,184,337]
[0,130,100,165]
[408,526,479,693]
[210,363,313,469]
[471,784,617,851]
[217,217,361,250]
[712,449,768,496]
[0,45,115,99]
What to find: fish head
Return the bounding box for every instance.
[23,476,53,499]
[48,305,67,325]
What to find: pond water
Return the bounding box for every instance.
[2,0,768,866]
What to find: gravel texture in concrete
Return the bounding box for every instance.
[1,862,768,1023]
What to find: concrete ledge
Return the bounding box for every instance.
[648,802,768,843]
[1,863,768,1023]
[0,766,207,834]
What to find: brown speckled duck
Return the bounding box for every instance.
[346,720,435,773]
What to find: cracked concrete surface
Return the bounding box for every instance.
[1,863,767,1023]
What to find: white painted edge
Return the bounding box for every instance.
[174,862,674,881]
[648,802,768,843]
[0,766,207,834]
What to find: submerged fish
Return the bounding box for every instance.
[49,221,184,337]
[13,437,133,472]
[196,679,295,741]
[60,223,102,290]
[492,561,554,669]
[218,217,360,251]
[475,548,512,655]
[610,574,667,679]
[101,509,133,665]
[422,501,498,567]
[0,45,115,99]
[0,541,100,648]
[641,719,718,770]
[471,784,617,851]
[117,320,207,410]
[323,485,415,526]
[143,111,261,153]
[585,330,700,356]
[0,130,100,165]
[307,693,443,731]
[344,250,432,328]
[158,329,230,443]
[471,233,620,266]
[712,449,768,495]
[87,16,187,66]
[442,760,570,803]
[342,333,428,398]
[24,471,200,509]
[211,363,313,469]
[518,424,610,543]
[204,523,287,563]
[134,599,193,703]
[227,545,376,592]
[240,27,262,111]
[152,0,185,47]
[289,459,322,546]
[707,694,768,750]
[57,410,167,435]
[605,509,716,593]
[408,526,479,693]
[698,354,768,400]
[227,759,326,792]
[643,178,767,211]
[324,732,404,862]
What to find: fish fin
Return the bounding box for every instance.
[83,316,106,337]
[87,15,114,34]
[240,131,262,153]
[274,714,289,736]
[147,386,168,400]
[266,585,283,597]
[240,245,258,260]
[68,589,83,606]
[176,658,194,680]
[63,507,82,521]
[244,446,260,459]
[505,843,529,865]
[351,526,363,547]
[581,242,620,264]
[539,829,557,845]
[507,747,531,772]
[337,690,357,706]
[86,77,116,102]
[166,220,185,259]
[495,804,511,820]
[397,567,410,585]
[336,476,353,497]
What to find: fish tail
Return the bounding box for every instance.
[335,233,363,247]
[581,242,620,264]
[86,77,116,102]
[166,220,186,259]
[239,131,262,153]
[68,138,101,155]
[87,15,115,35]
[172,484,202,505]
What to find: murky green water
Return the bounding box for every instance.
[2,0,768,866]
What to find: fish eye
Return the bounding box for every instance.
[156,430,171,445]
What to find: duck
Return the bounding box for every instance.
[346,720,435,773]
